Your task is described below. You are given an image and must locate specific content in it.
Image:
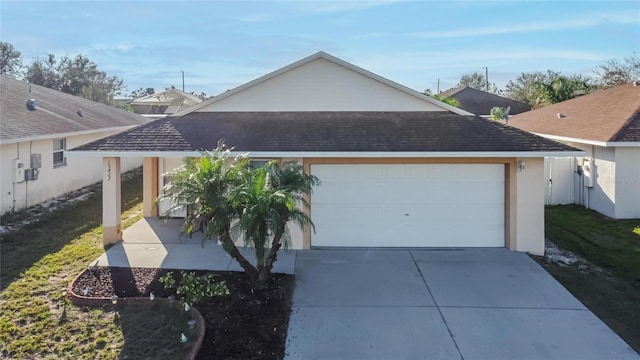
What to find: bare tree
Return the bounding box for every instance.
[25,54,124,105]
[0,42,23,78]
[595,53,640,88]
[457,72,499,94]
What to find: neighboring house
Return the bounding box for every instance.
[0,76,148,215]
[70,52,581,255]
[508,83,640,219]
[129,89,203,117]
[439,86,531,118]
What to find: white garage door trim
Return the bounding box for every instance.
[311,164,505,248]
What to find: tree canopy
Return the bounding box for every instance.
[504,70,593,107]
[432,94,461,107]
[25,54,124,105]
[0,42,23,78]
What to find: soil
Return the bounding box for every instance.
[72,267,295,360]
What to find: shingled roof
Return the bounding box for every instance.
[439,87,532,116]
[508,83,640,143]
[1,76,149,144]
[71,111,578,154]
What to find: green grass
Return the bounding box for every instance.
[0,169,192,359]
[545,205,640,285]
[541,205,640,352]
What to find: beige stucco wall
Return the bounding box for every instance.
[514,157,545,255]
[197,58,445,112]
[145,156,547,254]
[614,147,640,219]
[281,157,305,250]
[1,131,141,214]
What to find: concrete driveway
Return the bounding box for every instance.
[285,248,639,360]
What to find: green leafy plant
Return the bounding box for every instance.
[158,272,176,289]
[490,106,505,121]
[160,271,229,305]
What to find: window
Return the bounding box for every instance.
[53,138,66,167]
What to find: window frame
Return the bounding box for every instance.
[53,138,67,168]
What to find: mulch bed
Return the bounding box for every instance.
[72,267,295,360]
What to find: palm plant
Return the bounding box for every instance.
[231,161,318,285]
[157,146,257,278]
[157,145,318,288]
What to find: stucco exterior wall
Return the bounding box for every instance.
[147,156,546,253]
[1,131,141,214]
[197,58,445,112]
[557,142,616,218]
[514,157,545,255]
[614,147,640,219]
[589,146,616,218]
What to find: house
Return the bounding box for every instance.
[508,83,640,219]
[0,76,149,215]
[129,88,203,117]
[439,86,531,118]
[69,52,582,255]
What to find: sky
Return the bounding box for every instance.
[1,1,639,98]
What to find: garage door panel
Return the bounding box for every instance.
[314,225,504,248]
[310,164,505,248]
[444,183,504,203]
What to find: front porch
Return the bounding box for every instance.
[92,217,296,274]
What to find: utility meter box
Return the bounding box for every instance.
[13,158,25,183]
[31,153,42,169]
[583,158,594,188]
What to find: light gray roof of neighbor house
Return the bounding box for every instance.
[0,76,149,144]
[130,89,203,106]
[439,86,532,116]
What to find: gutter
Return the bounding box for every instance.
[66,150,586,158]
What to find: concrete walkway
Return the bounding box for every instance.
[285,249,640,360]
[93,218,296,274]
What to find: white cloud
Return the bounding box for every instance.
[410,12,639,38]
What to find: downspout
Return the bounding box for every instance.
[12,143,19,212]
[25,141,32,209]
[586,145,595,209]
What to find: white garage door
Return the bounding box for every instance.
[311,164,505,247]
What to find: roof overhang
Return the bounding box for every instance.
[0,126,137,146]
[67,150,585,158]
[534,133,640,147]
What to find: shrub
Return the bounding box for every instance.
[160,271,229,305]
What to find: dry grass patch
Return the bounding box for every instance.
[0,169,148,359]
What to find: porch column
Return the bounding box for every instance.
[143,157,159,217]
[103,157,122,246]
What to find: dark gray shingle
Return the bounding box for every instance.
[71,111,577,153]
